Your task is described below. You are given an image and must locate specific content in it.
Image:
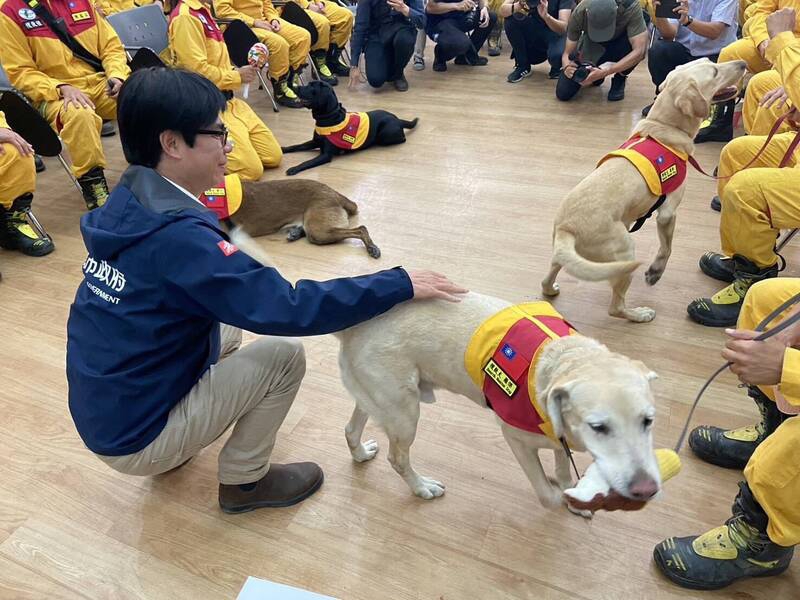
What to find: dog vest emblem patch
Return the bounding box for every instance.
[464,302,577,440]
[199,174,243,219]
[315,112,370,150]
[598,136,688,197]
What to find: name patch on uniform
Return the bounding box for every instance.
[484,359,517,397]
[342,134,356,144]
[204,187,225,196]
[660,164,678,182]
[217,240,238,256]
[71,10,90,20]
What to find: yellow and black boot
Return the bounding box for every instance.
[77,167,110,211]
[327,45,350,76]
[487,22,502,56]
[311,50,338,85]
[654,482,794,590]
[271,74,304,108]
[0,193,55,257]
[694,99,735,144]
[689,388,792,469]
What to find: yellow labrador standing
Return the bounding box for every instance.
[542,59,747,322]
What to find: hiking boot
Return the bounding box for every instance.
[699,251,736,283]
[0,193,54,257]
[312,51,338,85]
[487,25,502,56]
[433,45,446,71]
[711,195,721,212]
[607,74,626,101]
[689,387,792,469]
[454,53,488,66]
[413,54,425,71]
[101,120,116,137]
[327,45,350,76]
[272,75,304,108]
[653,482,794,590]
[218,462,324,513]
[507,65,532,83]
[695,99,734,144]
[290,67,304,91]
[393,75,409,92]
[77,166,110,211]
[687,255,780,327]
[34,154,46,173]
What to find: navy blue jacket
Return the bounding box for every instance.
[350,0,426,59]
[66,166,413,456]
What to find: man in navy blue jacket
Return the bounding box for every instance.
[66,67,466,514]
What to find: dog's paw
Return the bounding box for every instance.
[644,266,664,286]
[626,306,656,323]
[566,503,594,519]
[351,439,379,463]
[366,245,381,259]
[285,167,299,176]
[412,476,446,500]
[541,282,560,297]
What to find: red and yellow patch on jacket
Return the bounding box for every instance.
[598,136,688,197]
[199,174,243,219]
[315,112,370,150]
[464,302,576,440]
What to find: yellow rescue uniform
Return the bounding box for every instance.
[718,0,800,74]
[169,0,282,179]
[213,0,311,75]
[0,111,36,209]
[717,32,800,269]
[736,278,800,547]
[0,0,129,177]
[291,0,353,51]
[742,69,792,136]
[95,0,154,16]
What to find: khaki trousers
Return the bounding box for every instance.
[99,325,306,485]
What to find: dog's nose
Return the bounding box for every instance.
[628,472,659,500]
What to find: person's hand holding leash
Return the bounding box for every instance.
[723,311,800,385]
[107,77,123,99]
[479,5,490,26]
[767,8,796,39]
[58,85,95,109]
[0,126,34,157]
[760,86,789,108]
[409,271,468,302]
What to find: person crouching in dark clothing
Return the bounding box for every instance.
[426,0,498,71]
[349,0,426,91]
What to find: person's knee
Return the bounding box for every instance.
[261,145,283,169]
[742,279,792,316]
[555,78,576,101]
[395,27,415,49]
[232,158,265,181]
[63,104,102,130]
[366,71,387,87]
[271,337,307,381]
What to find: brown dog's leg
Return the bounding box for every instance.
[304,206,381,258]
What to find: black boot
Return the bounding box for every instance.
[487,23,502,56]
[326,45,350,76]
[0,193,55,257]
[689,387,792,469]
[77,167,110,211]
[687,255,780,327]
[711,195,721,212]
[654,482,794,590]
[311,50,338,85]
[695,99,734,144]
[433,44,447,72]
[607,74,626,102]
[101,120,116,137]
[34,154,46,173]
[271,74,304,108]
[699,251,736,283]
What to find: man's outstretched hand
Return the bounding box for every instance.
[408,270,468,302]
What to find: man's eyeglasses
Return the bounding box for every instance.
[196,125,229,147]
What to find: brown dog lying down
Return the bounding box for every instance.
[200,175,380,258]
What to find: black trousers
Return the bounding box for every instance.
[555,34,637,101]
[432,11,498,62]
[365,24,417,87]
[504,16,565,71]
[648,38,719,89]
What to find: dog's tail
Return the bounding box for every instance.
[230,227,274,268]
[337,194,359,216]
[401,117,419,129]
[553,229,640,281]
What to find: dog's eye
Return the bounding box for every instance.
[589,423,609,435]
[643,416,654,430]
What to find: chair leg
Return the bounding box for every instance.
[777,229,799,253]
[25,206,52,242]
[58,153,83,197]
[342,47,351,67]
[257,71,279,113]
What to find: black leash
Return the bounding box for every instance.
[561,437,582,481]
[674,291,800,453]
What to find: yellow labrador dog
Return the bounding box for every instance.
[542,58,747,322]
[334,293,661,514]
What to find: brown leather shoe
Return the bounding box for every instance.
[218,462,324,514]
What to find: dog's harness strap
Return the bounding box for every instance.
[629,194,666,233]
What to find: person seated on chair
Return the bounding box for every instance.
[94,0,160,17]
[641,0,738,117]
[655,277,798,591]
[66,67,466,515]
[0,111,54,263]
[286,0,355,84]
[687,9,800,328]
[348,0,426,91]
[557,0,647,101]
[0,0,130,211]
[499,0,574,83]
[696,0,800,143]
[169,0,282,179]
[425,0,498,71]
[213,0,308,107]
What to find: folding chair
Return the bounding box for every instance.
[0,64,83,203]
[223,19,281,112]
[107,4,169,69]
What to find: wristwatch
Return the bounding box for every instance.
[684,14,694,26]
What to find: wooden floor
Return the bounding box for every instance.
[1,43,798,599]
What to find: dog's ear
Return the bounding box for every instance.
[544,381,576,440]
[674,80,708,118]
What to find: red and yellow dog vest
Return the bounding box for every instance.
[199,174,243,219]
[598,136,688,197]
[315,112,370,151]
[464,302,576,440]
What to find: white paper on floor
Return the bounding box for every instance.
[236,576,338,600]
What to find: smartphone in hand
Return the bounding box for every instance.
[655,0,680,19]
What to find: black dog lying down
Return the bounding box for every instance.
[282,81,419,175]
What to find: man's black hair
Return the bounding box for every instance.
[117,67,227,168]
